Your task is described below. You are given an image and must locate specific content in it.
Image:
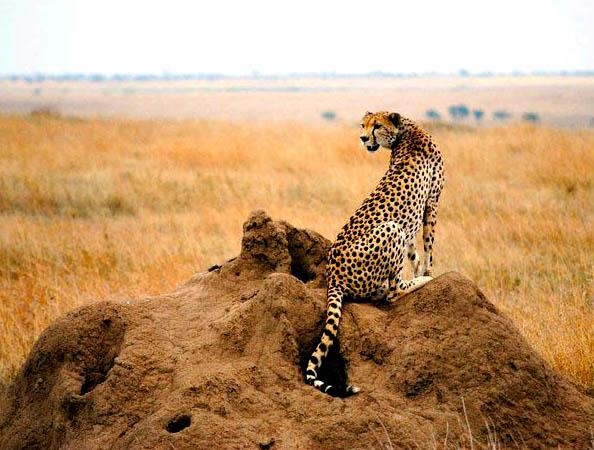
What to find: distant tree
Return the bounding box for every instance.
[493,110,511,121]
[425,109,441,121]
[472,109,484,122]
[90,73,106,82]
[321,110,336,121]
[522,112,540,123]
[448,104,470,120]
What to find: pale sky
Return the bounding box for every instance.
[1,0,593,75]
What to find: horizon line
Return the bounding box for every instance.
[2,70,594,82]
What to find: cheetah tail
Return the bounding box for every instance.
[305,288,360,397]
[309,380,360,397]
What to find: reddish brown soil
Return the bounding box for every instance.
[1,210,593,449]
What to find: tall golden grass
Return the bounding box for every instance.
[0,113,592,391]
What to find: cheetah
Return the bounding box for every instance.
[305,111,445,396]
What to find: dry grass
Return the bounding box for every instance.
[0,114,593,391]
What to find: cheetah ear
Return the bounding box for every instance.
[388,112,401,126]
[364,111,372,116]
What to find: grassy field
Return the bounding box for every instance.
[0,112,593,391]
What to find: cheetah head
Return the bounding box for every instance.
[359,111,403,152]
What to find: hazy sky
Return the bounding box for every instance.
[1,0,593,75]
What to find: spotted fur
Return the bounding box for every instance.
[305,111,445,396]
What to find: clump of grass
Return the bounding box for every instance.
[0,114,592,391]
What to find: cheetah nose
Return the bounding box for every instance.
[360,136,369,143]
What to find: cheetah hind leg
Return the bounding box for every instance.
[386,276,433,303]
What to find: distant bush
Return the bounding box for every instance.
[472,109,484,122]
[321,110,336,121]
[448,104,470,120]
[522,112,540,123]
[493,110,511,121]
[425,109,441,120]
[28,106,61,118]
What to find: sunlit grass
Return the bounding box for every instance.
[0,114,592,390]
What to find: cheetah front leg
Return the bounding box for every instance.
[407,242,422,277]
[420,195,439,276]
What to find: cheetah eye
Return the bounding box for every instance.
[373,123,382,130]
[359,123,364,128]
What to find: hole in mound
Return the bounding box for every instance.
[290,259,316,283]
[285,227,328,284]
[79,316,125,395]
[166,414,192,433]
[80,369,111,395]
[63,394,86,421]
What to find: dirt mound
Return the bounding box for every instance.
[1,210,593,449]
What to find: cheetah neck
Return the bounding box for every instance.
[388,122,429,170]
[389,129,408,151]
[388,128,413,167]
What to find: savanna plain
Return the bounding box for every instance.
[0,97,593,398]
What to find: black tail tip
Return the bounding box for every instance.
[326,384,361,397]
[310,380,361,398]
[346,384,361,396]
